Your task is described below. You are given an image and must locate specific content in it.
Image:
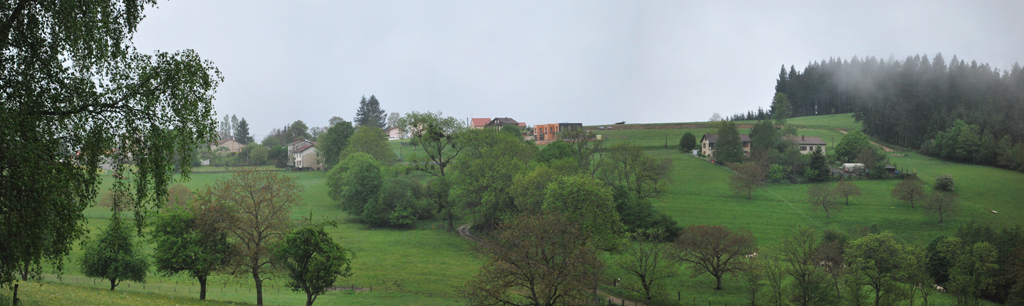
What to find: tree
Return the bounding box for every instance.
[386,112,401,129]
[354,95,386,129]
[80,217,149,291]
[0,0,221,287]
[317,119,355,170]
[892,176,926,208]
[452,128,536,230]
[342,125,395,164]
[673,225,757,290]
[211,170,303,306]
[326,153,384,217]
[396,111,466,230]
[679,132,697,152]
[806,146,830,182]
[807,184,839,218]
[944,240,999,306]
[709,112,724,122]
[220,115,233,140]
[739,254,766,306]
[542,175,623,250]
[834,180,862,205]
[234,118,253,144]
[857,147,889,179]
[559,127,605,176]
[464,213,602,306]
[289,120,311,142]
[151,202,234,300]
[780,226,835,306]
[715,121,745,163]
[600,142,672,202]
[617,230,677,305]
[771,92,791,127]
[729,164,766,199]
[274,222,355,306]
[846,232,912,306]
[248,145,269,165]
[536,140,575,164]
[749,120,781,154]
[924,192,958,224]
[835,130,872,163]
[934,174,955,191]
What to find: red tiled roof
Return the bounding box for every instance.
[294,143,315,153]
[700,134,751,144]
[471,118,490,127]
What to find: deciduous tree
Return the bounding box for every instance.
[542,175,623,250]
[846,232,912,306]
[341,125,395,164]
[673,225,757,290]
[151,201,234,300]
[679,132,697,152]
[729,164,766,200]
[807,184,839,218]
[0,0,221,286]
[835,130,871,163]
[274,222,354,306]
[464,213,602,306]
[559,128,605,176]
[924,192,958,224]
[211,170,303,306]
[781,226,836,306]
[892,176,926,208]
[326,153,383,217]
[834,180,861,205]
[617,230,677,305]
[715,121,745,164]
[452,128,536,230]
[600,142,672,202]
[317,119,355,170]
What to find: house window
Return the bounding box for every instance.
[800,146,807,151]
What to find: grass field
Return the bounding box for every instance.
[4,113,1020,306]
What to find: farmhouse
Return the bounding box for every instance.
[385,126,403,139]
[470,118,490,129]
[700,134,751,158]
[786,135,827,154]
[211,138,244,153]
[534,123,583,145]
[485,117,521,128]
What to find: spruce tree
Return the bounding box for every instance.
[234,118,252,144]
[354,95,387,129]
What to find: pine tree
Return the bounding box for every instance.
[234,118,253,144]
[354,95,387,129]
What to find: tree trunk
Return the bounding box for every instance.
[198,275,208,300]
[254,272,264,306]
[12,284,18,306]
[110,278,117,291]
[306,291,315,306]
[716,274,723,290]
[19,261,29,281]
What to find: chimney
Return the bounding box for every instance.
[801,135,805,140]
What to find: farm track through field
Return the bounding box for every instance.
[456,224,642,306]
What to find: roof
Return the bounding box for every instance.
[471,118,490,127]
[700,134,751,144]
[215,138,239,145]
[518,122,526,127]
[785,136,827,145]
[293,143,315,153]
[486,117,520,126]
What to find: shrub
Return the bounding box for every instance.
[934,174,955,191]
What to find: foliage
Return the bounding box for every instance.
[941,238,1000,306]
[749,120,782,154]
[542,175,624,250]
[729,164,766,199]
[807,184,839,218]
[767,164,792,182]
[612,186,681,241]
[536,140,574,163]
[289,120,311,142]
[857,147,889,179]
[805,146,830,182]
[326,153,384,217]
[558,128,604,175]
[342,126,396,164]
[274,222,354,306]
[715,121,745,164]
[451,128,536,230]
[673,225,757,290]
[846,232,913,306]
[835,130,871,163]
[834,180,861,205]
[780,226,836,306]
[510,164,561,215]
[208,170,303,306]
[617,230,677,305]
[317,119,355,170]
[150,203,234,300]
[934,174,955,191]
[354,95,387,129]
[771,92,792,127]
[891,176,926,208]
[247,144,269,166]
[0,0,222,286]
[464,213,601,306]
[395,111,466,230]
[679,132,697,152]
[234,118,253,144]
[80,218,149,291]
[364,176,428,228]
[599,142,672,201]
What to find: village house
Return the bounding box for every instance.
[534,123,583,145]
[288,140,322,170]
[786,135,827,154]
[470,118,490,129]
[211,137,244,153]
[485,117,521,128]
[700,134,752,158]
[385,126,403,139]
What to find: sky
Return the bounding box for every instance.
[132,0,1024,140]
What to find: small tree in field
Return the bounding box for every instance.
[679,132,697,152]
[275,221,355,306]
[151,201,234,300]
[924,192,958,224]
[934,174,955,191]
[673,225,757,290]
[80,217,148,291]
[834,180,861,206]
[617,229,677,305]
[729,164,766,200]
[807,184,839,218]
[892,176,925,208]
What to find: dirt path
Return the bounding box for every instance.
[838,129,895,152]
[457,224,642,306]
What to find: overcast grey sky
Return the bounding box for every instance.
[132,0,1023,140]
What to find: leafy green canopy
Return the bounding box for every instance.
[0,0,220,286]
[80,218,149,291]
[542,175,623,250]
[834,130,871,163]
[275,223,354,306]
[714,121,744,163]
[150,206,233,300]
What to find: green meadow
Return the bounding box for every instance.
[5,113,1020,305]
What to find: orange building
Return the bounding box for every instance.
[534,123,582,144]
